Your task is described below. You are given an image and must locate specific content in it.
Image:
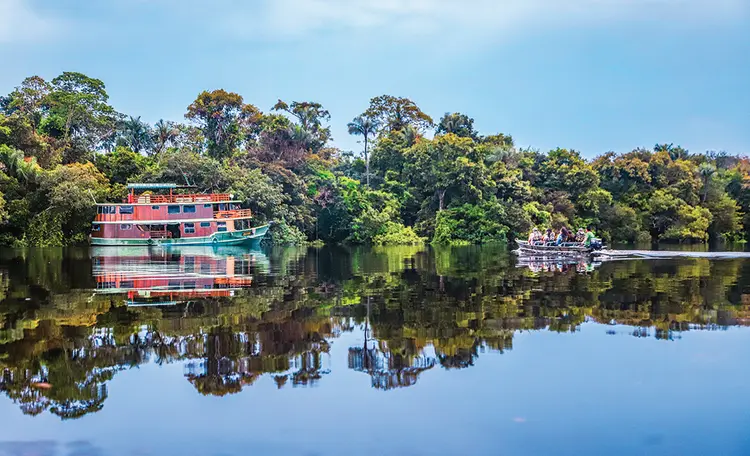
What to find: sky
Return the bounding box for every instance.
[0,0,748,157]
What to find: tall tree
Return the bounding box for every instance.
[405,134,490,213]
[186,89,257,159]
[117,116,153,154]
[152,119,178,155]
[272,100,331,152]
[347,115,380,187]
[43,72,119,150]
[2,76,50,129]
[698,162,717,203]
[436,112,478,140]
[365,95,433,133]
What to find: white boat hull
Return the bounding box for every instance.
[515,240,596,257]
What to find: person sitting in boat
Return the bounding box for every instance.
[575,228,585,243]
[557,227,570,245]
[528,227,543,244]
[582,227,596,248]
[542,228,555,243]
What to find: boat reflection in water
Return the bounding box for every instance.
[87,246,334,398]
[91,246,269,306]
[515,256,602,274]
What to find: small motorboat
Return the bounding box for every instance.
[514,239,605,257]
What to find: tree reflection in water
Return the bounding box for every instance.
[1,245,750,418]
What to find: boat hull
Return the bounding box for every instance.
[515,240,595,257]
[91,224,269,247]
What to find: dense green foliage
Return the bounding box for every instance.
[0,72,747,246]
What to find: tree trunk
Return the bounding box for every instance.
[701,177,709,203]
[364,135,370,188]
[438,189,446,211]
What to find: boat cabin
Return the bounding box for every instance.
[91,183,261,245]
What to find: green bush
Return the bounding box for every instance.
[372,222,425,245]
[433,202,509,245]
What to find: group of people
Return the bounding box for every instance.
[527,226,596,247]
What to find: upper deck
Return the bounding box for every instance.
[125,193,234,204]
[93,183,250,223]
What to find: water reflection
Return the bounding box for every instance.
[515,256,602,274]
[1,245,750,420]
[92,246,266,306]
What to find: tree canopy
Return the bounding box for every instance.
[0,71,747,246]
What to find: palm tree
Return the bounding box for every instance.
[119,116,153,154]
[289,124,313,150]
[0,146,38,182]
[655,143,689,161]
[698,162,717,203]
[439,115,460,135]
[347,115,380,187]
[153,119,178,155]
[398,125,420,148]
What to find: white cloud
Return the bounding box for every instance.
[0,0,64,44]
[219,0,747,40]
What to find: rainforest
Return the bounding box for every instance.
[0,72,747,247]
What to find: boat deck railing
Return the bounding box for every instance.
[148,229,170,238]
[214,209,253,219]
[127,193,232,204]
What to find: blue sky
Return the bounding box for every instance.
[1,0,748,156]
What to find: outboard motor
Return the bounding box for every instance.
[590,238,603,250]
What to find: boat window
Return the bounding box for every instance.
[92,225,101,232]
[120,224,133,230]
[217,221,227,232]
[183,205,196,213]
[119,206,134,214]
[204,204,212,208]
[200,222,211,228]
[183,281,196,289]
[168,281,181,290]
[168,205,180,214]
[100,206,116,214]
[184,222,195,234]
[152,205,161,210]
[119,281,134,289]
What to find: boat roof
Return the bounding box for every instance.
[95,201,242,206]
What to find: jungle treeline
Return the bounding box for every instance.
[0,71,748,246]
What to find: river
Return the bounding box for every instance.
[0,245,749,456]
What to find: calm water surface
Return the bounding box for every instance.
[1,245,750,456]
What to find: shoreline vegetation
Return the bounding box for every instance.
[0,72,747,247]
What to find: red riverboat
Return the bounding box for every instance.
[90,183,269,246]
